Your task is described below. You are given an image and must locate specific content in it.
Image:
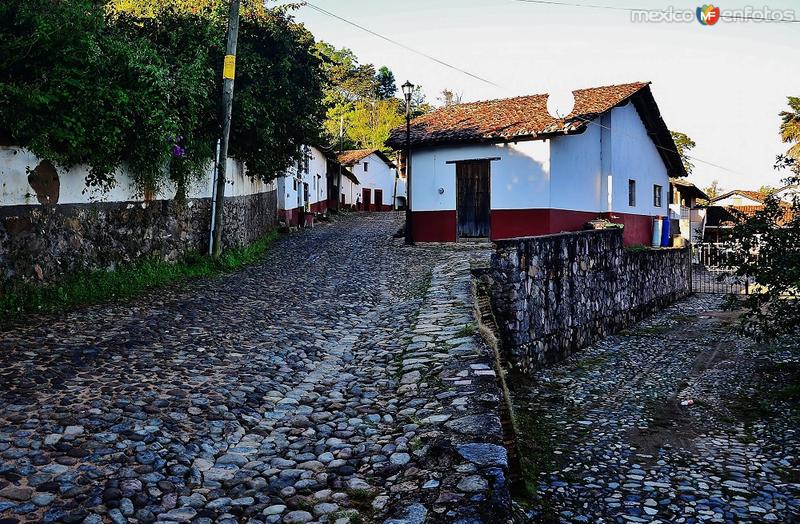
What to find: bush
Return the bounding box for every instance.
[0,0,324,194]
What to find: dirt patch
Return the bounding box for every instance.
[626,397,704,460]
[689,345,732,375]
[27,160,60,206]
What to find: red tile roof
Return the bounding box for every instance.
[386,82,649,149]
[337,149,396,168]
[706,204,794,227]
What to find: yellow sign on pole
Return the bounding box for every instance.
[223,55,236,80]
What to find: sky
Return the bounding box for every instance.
[278,0,799,191]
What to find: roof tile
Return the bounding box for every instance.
[387,82,649,148]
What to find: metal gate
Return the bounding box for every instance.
[691,242,752,294]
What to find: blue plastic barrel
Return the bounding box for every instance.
[661,215,671,247]
[651,217,662,247]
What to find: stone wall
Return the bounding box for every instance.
[0,191,277,286]
[489,229,690,372]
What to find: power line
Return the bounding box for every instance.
[571,115,751,178]
[303,2,501,87]
[509,0,800,23]
[301,2,774,177]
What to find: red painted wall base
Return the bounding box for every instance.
[411,211,457,242]
[411,208,657,246]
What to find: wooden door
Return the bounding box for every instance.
[374,189,383,211]
[456,161,490,238]
[362,188,372,211]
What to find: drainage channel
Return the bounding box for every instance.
[471,270,524,492]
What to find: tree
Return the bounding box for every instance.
[0,0,324,195]
[670,130,696,176]
[344,99,404,152]
[315,42,377,106]
[758,185,777,198]
[704,180,724,201]
[410,85,434,118]
[230,13,325,181]
[0,0,179,191]
[725,155,799,341]
[780,96,800,161]
[374,66,396,100]
[438,88,463,107]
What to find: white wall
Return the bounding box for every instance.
[347,153,398,207]
[340,175,360,206]
[395,177,407,207]
[607,102,670,217]
[550,123,602,212]
[0,146,275,206]
[410,141,550,212]
[276,146,328,211]
[713,194,762,207]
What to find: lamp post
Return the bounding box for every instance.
[402,80,414,245]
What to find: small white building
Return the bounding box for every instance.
[337,149,399,211]
[277,145,344,226]
[711,190,765,207]
[386,82,687,245]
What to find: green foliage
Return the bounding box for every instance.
[703,179,724,201]
[343,99,404,152]
[780,96,800,161]
[0,0,170,190]
[116,11,221,195]
[724,156,800,342]
[670,130,696,176]
[315,41,377,107]
[374,66,396,99]
[231,14,324,181]
[0,230,279,324]
[0,0,324,193]
[315,41,415,152]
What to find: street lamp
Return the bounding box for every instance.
[402,80,414,245]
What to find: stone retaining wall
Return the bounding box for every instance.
[0,191,277,286]
[489,229,690,372]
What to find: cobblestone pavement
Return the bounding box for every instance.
[512,294,800,524]
[0,214,506,524]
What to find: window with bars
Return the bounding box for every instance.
[653,184,663,207]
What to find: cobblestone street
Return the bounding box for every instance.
[512,294,800,524]
[0,214,505,524]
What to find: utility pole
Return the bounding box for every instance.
[211,0,241,258]
[401,81,415,245]
[337,116,343,211]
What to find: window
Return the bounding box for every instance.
[628,179,636,207]
[292,178,297,191]
[653,184,663,207]
[363,162,369,172]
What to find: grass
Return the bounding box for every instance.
[455,323,476,337]
[625,244,653,253]
[511,407,563,523]
[0,230,279,324]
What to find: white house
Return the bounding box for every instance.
[277,145,345,226]
[386,82,687,245]
[711,190,765,207]
[337,149,399,211]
